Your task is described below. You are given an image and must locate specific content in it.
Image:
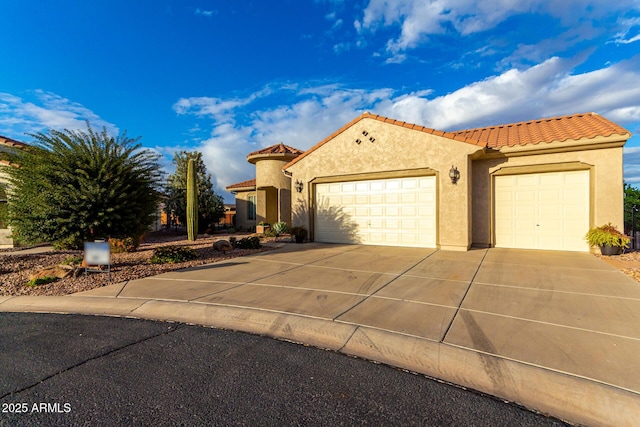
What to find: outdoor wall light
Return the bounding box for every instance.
[449,165,460,184]
[295,179,304,193]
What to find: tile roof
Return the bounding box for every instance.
[225,178,256,191]
[247,143,303,158]
[283,112,630,170]
[0,135,28,148]
[450,112,630,149]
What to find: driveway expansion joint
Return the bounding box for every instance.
[440,249,488,343]
[332,249,440,321]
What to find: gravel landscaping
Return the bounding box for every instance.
[0,232,276,296]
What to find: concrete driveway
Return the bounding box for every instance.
[2,243,640,426]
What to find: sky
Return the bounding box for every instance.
[1,0,640,202]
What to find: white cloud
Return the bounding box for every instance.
[356,0,640,55]
[0,90,118,139]
[611,17,640,44]
[195,8,215,17]
[176,56,640,199]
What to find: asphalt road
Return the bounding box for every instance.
[0,313,567,426]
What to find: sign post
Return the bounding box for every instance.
[84,241,111,280]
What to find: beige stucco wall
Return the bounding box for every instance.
[232,190,256,232]
[471,145,625,248]
[285,117,481,250]
[255,158,294,226]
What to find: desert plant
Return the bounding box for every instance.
[149,245,197,264]
[234,236,261,249]
[585,223,630,248]
[62,255,84,265]
[4,123,162,249]
[272,221,288,236]
[164,151,225,233]
[25,276,59,287]
[109,236,142,253]
[186,159,198,241]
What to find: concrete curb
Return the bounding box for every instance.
[1,295,638,426]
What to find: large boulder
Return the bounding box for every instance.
[213,239,233,254]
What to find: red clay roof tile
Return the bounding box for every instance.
[0,135,28,148]
[247,142,303,157]
[451,112,630,148]
[225,178,256,191]
[282,112,630,170]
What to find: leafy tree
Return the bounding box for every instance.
[164,151,224,233]
[5,124,162,249]
[624,182,640,235]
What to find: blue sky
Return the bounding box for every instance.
[1,0,639,202]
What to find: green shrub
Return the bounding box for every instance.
[272,222,288,236]
[62,256,84,265]
[234,236,261,249]
[264,228,277,237]
[26,276,59,287]
[585,223,630,248]
[150,245,198,264]
[109,236,142,253]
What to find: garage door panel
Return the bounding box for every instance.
[495,170,589,252]
[315,176,436,248]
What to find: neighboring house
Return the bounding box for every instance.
[219,204,236,226]
[235,111,630,252]
[0,135,28,248]
[226,143,303,232]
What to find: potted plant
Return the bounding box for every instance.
[256,222,270,235]
[585,223,630,255]
[290,226,308,243]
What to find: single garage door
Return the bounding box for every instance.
[314,176,436,247]
[494,170,589,251]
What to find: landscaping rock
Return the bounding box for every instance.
[29,265,72,281]
[213,239,233,253]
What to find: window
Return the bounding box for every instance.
[248,195,256,220]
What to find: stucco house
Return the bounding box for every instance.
[0,135,27,248]
[236,111,630,252]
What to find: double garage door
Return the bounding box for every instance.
[494,170,590,252]
[314,176,436,248]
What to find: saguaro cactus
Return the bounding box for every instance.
[186,158,198,241]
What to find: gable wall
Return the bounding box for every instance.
[286,117,481,250]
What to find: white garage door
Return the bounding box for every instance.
[314,176,436,247]
[494,170,590,251]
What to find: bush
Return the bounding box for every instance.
[26,276,59,287]
[585,223,630,248]
[272,222,288,236]
[5,124,162,249]
[234,236,261,249]
[62,255,84,265]
[149,245,198,264]
[109,236,142,253]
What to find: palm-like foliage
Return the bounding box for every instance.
[5,124,162,249]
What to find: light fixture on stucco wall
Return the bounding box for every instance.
[449,166,460,184]
[295,179,304,193]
